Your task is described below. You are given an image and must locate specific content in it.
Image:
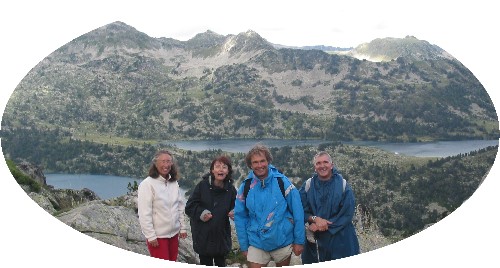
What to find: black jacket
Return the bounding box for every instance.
[185,173,237,256]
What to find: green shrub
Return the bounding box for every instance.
[226,250,247,266]
[5,159,42,193]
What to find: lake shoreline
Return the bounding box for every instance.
[163,138,499,157]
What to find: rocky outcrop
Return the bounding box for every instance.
[55,199,198,264]
[27,184,100,212]
[17,162,100,213]
[17,160,46,186]
[57,200,148,254]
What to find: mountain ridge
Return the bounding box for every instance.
[2,21,498,144]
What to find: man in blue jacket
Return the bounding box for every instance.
[299,151,360,263]
[234,144,305,267]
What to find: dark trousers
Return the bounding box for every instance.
[199,254,226,267]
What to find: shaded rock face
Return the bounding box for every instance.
[51,188,101,210]
[29,185,100,211]
[17,160,46,186]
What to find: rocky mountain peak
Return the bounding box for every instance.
[57,21,161,55]
[186,30,227,49]
[221,29,273,54]
[243,29,259,37]
[349,35,454,62]
[102,21,139,33]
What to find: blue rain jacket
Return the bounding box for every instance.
[299,169,360,263]
[234,165,305,252]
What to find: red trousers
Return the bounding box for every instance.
[146,234,179,261]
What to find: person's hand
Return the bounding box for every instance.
[202,213,213,222]
[179,232,187,239]
[228,210,234,220]
[292,244,304,256]
[314,216,332,232]
[242,251,248,257]
[308,223,319,232]
[148,239,159,247]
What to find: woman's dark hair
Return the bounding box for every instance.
[210,155,233,181]
[148,149,179,181]
[245,143,273,168]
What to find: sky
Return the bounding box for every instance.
[0,0,499,267]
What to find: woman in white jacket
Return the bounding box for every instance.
[138,149,187,261]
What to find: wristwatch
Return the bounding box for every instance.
[311,215,317,222]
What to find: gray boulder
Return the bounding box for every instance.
[56,199,198,264]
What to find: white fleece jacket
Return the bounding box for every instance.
[137,175,187,241]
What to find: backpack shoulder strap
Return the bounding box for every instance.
[305,177,312,192]
[277,177,286,198]
[243,176,292,200]
[243,179,251,199]
[304,176,346,193]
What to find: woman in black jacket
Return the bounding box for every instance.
[185,155,237,267]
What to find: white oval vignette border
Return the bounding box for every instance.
[1,1,499,268]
